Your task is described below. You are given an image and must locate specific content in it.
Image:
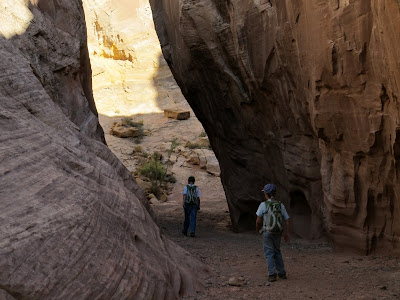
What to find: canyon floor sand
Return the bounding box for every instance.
[101,112,400,300]
[91,24,400,298]
[154,200,400,300]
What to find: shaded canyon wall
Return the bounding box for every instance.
[150,0,400,254]
[0,0,205,298]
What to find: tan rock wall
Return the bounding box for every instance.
[0,0,205,298]
[150,0,400,254]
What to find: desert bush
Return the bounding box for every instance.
[139,158,165,184]
[185,141,210,149]
[133,145,142,153]
[121,117,143,128]
[164,173,177,183]
[149,184,161,198]
[138,151,176,198]
[121,117,145,143]
[167,138,179,158]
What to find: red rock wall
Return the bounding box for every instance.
[0,0,205,298]
[150,0,400,254]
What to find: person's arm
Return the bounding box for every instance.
[281,204,290,242]
[196,187,201,210]
[255,202,264,233]
[256,216,263,232]
[182,194,186,208]
[284,218,290,242]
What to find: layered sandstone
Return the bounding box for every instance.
[82,0,169,117]
[0,0,205,298]
[151,0,400,254]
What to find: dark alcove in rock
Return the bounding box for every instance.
[290,190,312,239]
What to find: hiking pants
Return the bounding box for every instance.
[262,232,286,276]
[183,204,198,234]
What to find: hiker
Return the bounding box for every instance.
[182,176,201,237]
[256,183,290,282]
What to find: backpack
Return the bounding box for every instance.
[185,185,197,204]
[263,199,284,234]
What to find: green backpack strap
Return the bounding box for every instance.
[263,199,284,233]
[186,185,197,204]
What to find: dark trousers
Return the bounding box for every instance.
[262,232,286,276]
[183,204,198,234]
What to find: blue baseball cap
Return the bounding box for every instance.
[262,184,276,194]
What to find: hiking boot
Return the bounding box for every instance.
[268,275,277,282]
[278,274,287,279]
[190,232,195,237]
[182,231,187,237]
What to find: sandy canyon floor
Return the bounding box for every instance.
[98,110,400,300]
[89,27,400,299]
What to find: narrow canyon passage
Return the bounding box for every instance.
[84,2,400,299]
[1,0,400,298]
[83,0,229,233]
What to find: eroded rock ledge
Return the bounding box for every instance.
[0,1,205,298]
[151,0,400,255]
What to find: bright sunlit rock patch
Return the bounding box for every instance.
[0,0,33,38]
[83,0,166,118]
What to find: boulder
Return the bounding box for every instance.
[205,155,221,177]
[186,152,201,165]
[159,192,168,202]
[228,277,246,287]
[164,109,190,120]
[149,197,160,205]
[111,124,139,138]
[147,193,157,200]
[188,149,221,176]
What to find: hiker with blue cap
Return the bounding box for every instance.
[256,183,290,282]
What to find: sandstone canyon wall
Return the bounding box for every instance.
[0,1,205,298]
[151,0,400,255]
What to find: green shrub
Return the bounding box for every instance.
[121,117,143,128]
[186,141,210,149]
[165,173,177,183]
[150,184,161,198]
[171,138,179,149]
[120,117,145,144]
[133,145,142,153]
[138,151,176,200]
[167,138,179,158]
[152,151,162,161]
[139,157,166,187]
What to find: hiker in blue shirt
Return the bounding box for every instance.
[182,176,201,237]
[256,183,290,282]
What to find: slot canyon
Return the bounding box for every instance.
[1,0,400,299]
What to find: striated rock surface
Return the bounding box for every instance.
[151,0,400,254]
[0,0,205,299]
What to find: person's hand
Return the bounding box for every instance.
[197,206,200,211]
[284,233,290,242]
